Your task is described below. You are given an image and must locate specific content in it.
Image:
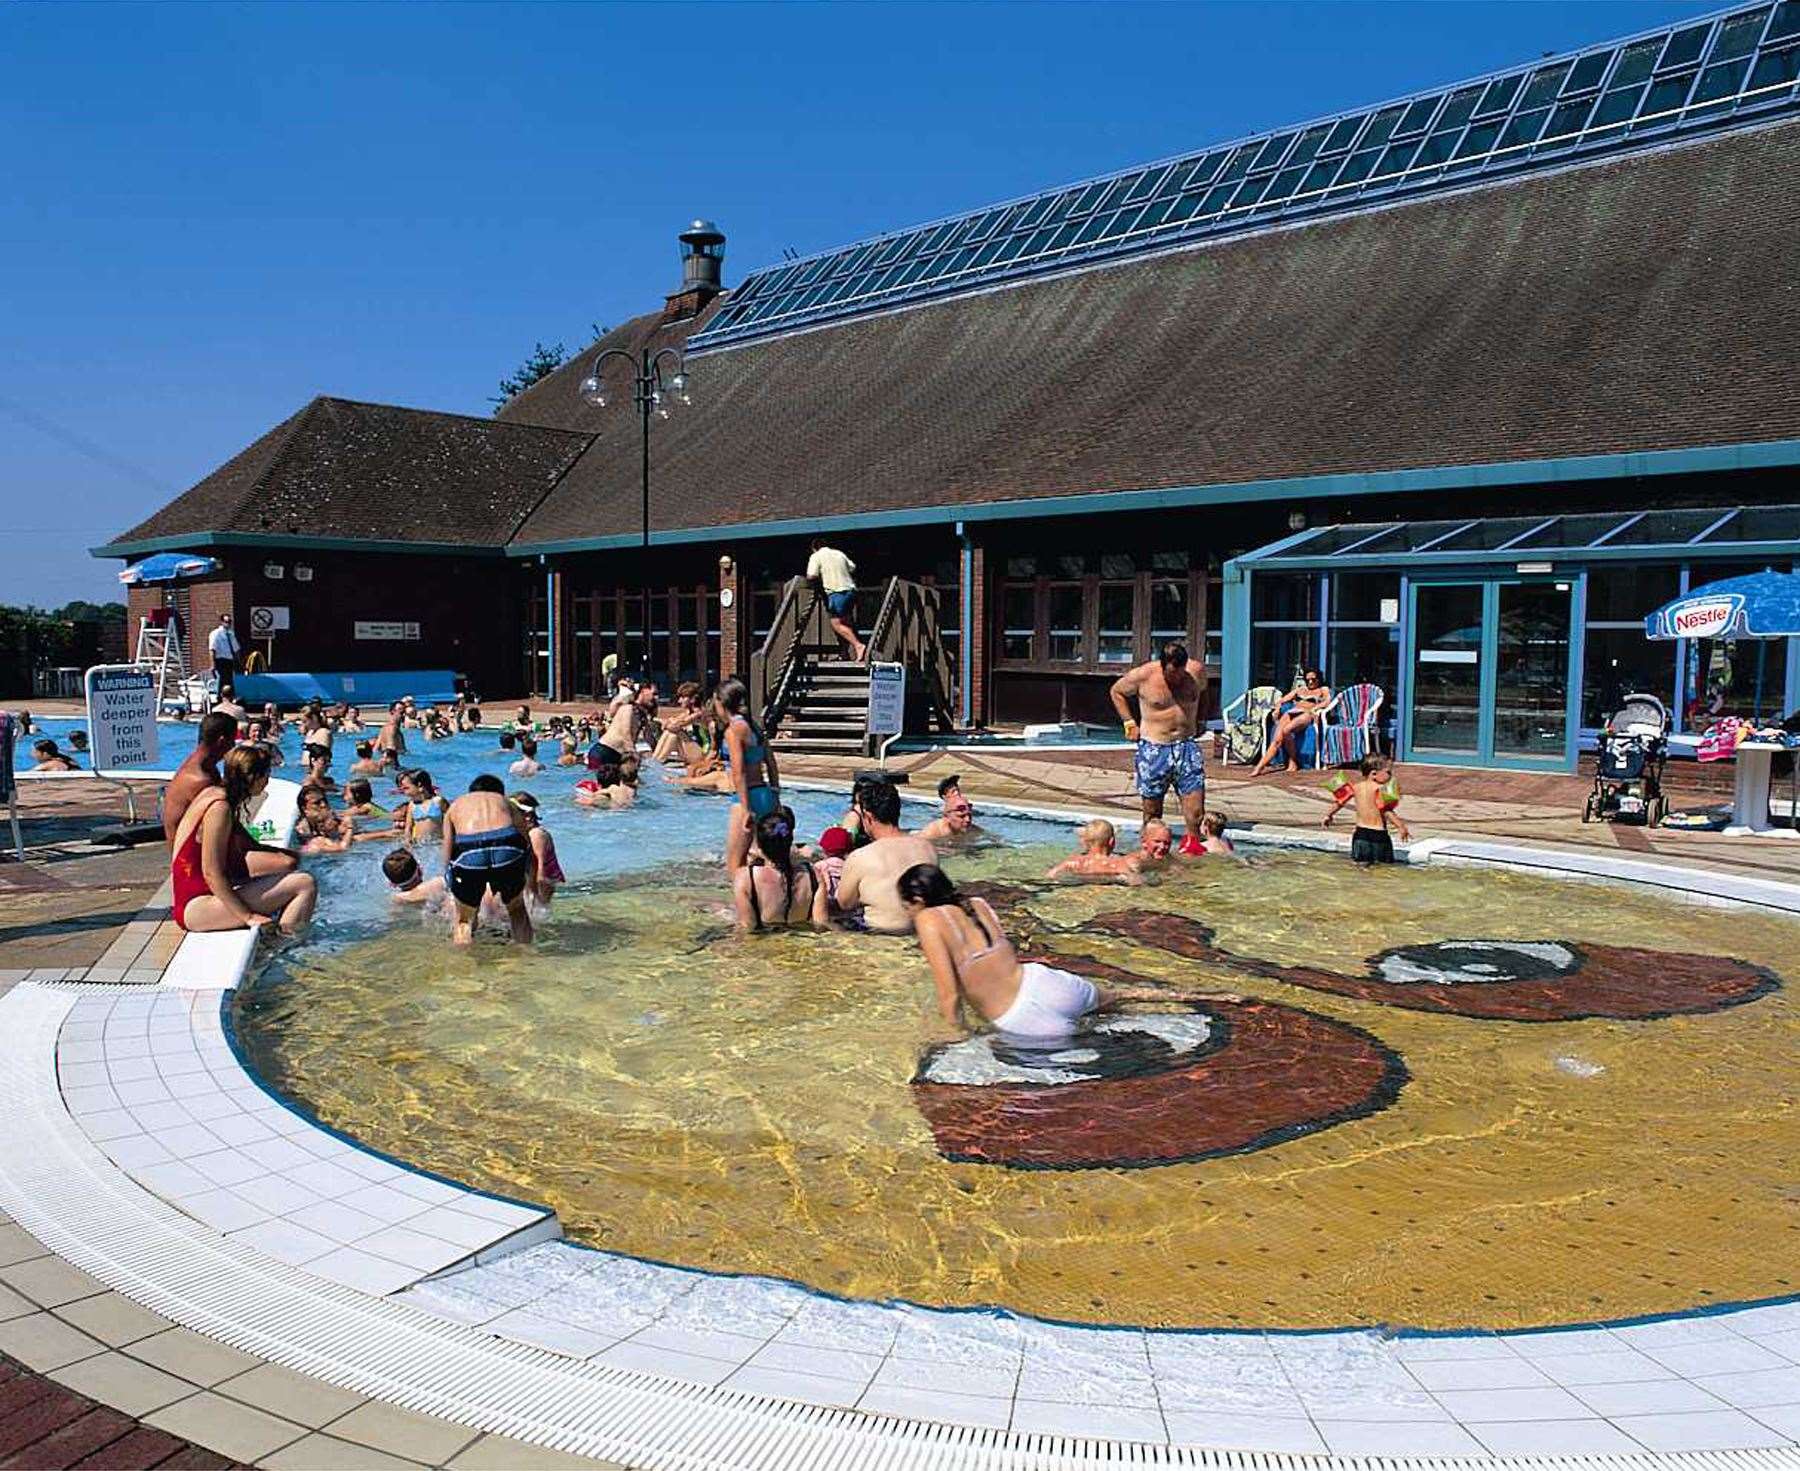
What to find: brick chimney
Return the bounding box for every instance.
[664,220,726,320]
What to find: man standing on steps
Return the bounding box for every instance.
[207,612,241,696]
[1110,640,1210,854]
[805,538,866,662]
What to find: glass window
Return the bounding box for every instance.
[1097,553,1136,578]
[1660,24,1711,70]
[1069,181,1109,217]
[1287,125,1331,165]
[1690,57,1752,109]
[1219,146,1258,182]
[1376,139,1422,177]
[1437,86,1484,130]
[1098,174,1143,212]
[1322,114,1366,152]
[1123,165,1171,203]
[1475,73,1525,116]
[1706,506,1800,542]
[1047,584,1083,662]
[1500,108,1551,148]
[1055,554,1089,578]
[1330,626,1399,697]
[1454,119,1501,162]
[1336,149,1383,185]
[1360,105,1406,148]
[1608,509,1732,546]
[1545,96,1597,138]
[1253,574,1319,623]
[1396,96,1442,134]
[1709,9,1770,63]
[1592,85,1647,128]
[1000,584,1035,661]
[1253,132,1297,170]
[1253,628,1317,689]
[1564,50,1613,93]
[1583,628,1674,727]
[1097,584,1136,664]
[1773,0,1800,40]
[1004,554,1038,577]
[1641,73,1697,118]
[1302,159,1343,192]
[1414,131,1460,168]
[1151,550,1188,572]
[1265,166,1308,202]
[1521,63,1573,108]
[1586,564,1681,623]
[1612,37,1663,87]
[1150,579,1189,644]
[1333,572,1400,623]
[1751,44,1800,91]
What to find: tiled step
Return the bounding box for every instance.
[56,989,559,1298]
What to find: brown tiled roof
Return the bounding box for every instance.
[503,118,1800,549]
[103,397,592,551]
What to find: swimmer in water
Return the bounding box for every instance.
[1137,818,1174,868]
[509,737,543,778]
[1197,810,1235,855]
[733,808,827,931]
[917,784,979,844]
[1046,819,1145,884]
[573,754,640,808]
[900,863,1236,1040]
[1323,755,1411,863]
[510,792,566,905]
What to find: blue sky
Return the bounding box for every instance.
[2,0,1715,607]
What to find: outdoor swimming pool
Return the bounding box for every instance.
[102,723,1781,1344]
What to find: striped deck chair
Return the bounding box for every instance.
[1221,685,1281,766]
[1317,683,1385,768]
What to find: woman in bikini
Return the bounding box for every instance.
[733,808,826,931]
[715,677,780,873]
[402,768,447,844]
[170,745,317,936]
[899,863,1235,1039]
[1251,667,1334,776]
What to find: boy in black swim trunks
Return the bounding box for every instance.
[441,774,536,947]
[1323,755,1411,864]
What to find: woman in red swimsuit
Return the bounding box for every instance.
[170,745,317,935]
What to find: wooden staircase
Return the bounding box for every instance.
[752,576,957,757]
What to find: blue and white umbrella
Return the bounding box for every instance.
[1644,570,1800,641]
[117,552,221,586]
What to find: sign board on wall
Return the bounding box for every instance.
[354,621,421,641]
[866,661,907,736]
[84,665,158,772]
[250,606,290,634]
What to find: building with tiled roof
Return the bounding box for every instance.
[99,3,1800,756]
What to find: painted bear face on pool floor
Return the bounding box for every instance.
[1078,911,1779,1022]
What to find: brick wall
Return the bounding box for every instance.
[185,577,237,675]
[719,555,743,680]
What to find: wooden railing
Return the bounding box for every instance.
[866,578,958,734]
[750,576,833,731]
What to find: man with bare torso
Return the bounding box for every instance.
[833,777,937,933]
[163,712,298,879]
[442,774,536,947]
[1110,640,1208,851]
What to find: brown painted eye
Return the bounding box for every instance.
[912,962,1405,1171]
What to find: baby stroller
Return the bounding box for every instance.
[1583,692,1670,826]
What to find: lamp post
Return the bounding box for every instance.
[577,347,690,549]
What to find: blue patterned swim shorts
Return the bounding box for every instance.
[1135,736,1207,799]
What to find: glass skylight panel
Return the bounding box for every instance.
[693,3,1800,350]
[1609,508,1734,545]
[1509,513,1635,550]
[1706,505,1800,542]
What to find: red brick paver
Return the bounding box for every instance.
[0,1354,239,1471]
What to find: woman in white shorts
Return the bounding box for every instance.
[898,864,1235,1039]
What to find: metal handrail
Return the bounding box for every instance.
[752,577,827,731]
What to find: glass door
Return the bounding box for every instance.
[1409,583,1484,757]
[1493,581,1572,761]
[1406,579,1576,768]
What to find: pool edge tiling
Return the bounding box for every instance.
[3,800,1800,1464]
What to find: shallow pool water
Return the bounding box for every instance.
[206,728,1800,1334]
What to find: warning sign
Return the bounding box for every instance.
[250,606,290,634]
[85,665,159,772]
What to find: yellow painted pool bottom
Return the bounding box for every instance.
[236,848,1800,1331]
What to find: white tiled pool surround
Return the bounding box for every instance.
[59,988,557,1297]
[6,772,1800,1465]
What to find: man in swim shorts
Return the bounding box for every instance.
[441,774,535,947]
[587,683,657,777]
[1110,639,1209,850]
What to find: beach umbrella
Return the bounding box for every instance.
[117,552,222,585]
[1643,570,1800,641]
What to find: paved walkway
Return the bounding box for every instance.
[0,1208,617,1469]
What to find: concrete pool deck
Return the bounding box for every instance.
[6,732,1800,1466]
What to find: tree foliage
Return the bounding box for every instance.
[491,341,568,411]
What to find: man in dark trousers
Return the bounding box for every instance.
[207,613,242,695]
